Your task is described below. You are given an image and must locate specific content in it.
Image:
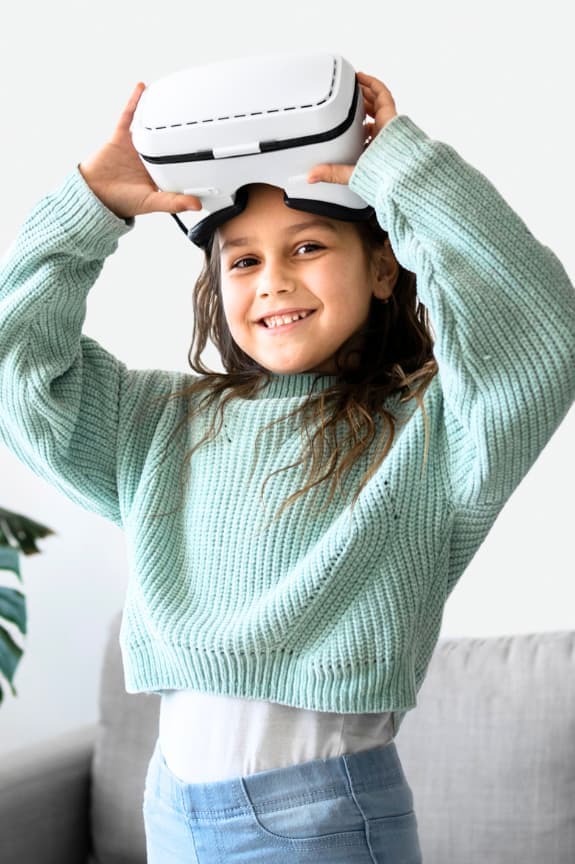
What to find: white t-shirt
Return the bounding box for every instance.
[159,689,397,783]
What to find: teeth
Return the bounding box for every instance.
[263,311,311,328]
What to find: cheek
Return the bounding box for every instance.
[219,282,236,315]
[327,254,369,293]
[321,262,372,315]
[220,288,248,335]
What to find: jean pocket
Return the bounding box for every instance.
[240,782,368,845]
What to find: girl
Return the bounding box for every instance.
[1,69,574,863]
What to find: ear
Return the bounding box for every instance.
[371,237,400,301]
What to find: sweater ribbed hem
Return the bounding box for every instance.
[120,637,418,714]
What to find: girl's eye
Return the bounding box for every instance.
[295,243,322,255]
[232,257,258,269]
[231,243,323,270]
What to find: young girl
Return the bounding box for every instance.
[1,68,574,863]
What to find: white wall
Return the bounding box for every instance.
[1,0,573,752]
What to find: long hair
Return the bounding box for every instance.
[146,206,438,525]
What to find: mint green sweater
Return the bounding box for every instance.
[1,115,574,716]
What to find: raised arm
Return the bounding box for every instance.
[311,72,575,509]
[0,84,202,526]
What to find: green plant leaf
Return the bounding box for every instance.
[0,624,23,690]
[0,546,21,580]
[0,508,56,557]
[0,587,27,635]
[0,507,56,707]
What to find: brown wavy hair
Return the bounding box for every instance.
[147,203,438,526]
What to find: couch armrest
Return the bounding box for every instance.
[0,724,97,864]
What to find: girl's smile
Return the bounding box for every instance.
[258,308,316,331]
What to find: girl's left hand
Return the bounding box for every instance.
[307,71,398,186]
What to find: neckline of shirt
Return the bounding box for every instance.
[252,373,341,399]
[250,373,406,406]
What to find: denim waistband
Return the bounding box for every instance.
[146,739,407,817]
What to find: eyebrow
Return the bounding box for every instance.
[219,218,341,254]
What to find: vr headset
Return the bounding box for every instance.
[131,52,374,250]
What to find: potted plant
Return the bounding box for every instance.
[0,508,55,705]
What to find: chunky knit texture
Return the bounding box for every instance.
[1,115,574,715]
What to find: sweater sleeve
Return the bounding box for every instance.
[0,169,167,528]
[349,115,575,509]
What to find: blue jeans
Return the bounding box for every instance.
[143,738,423,863]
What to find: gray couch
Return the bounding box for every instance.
[1,612,573,863]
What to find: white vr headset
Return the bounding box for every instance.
[131,52,374,249]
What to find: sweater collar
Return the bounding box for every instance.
[243,373,406,408]
[253,372,340,399]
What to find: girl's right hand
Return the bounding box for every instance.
[79,82,202,221]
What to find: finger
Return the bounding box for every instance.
[358,71,383,93]
[358,76,375,96]
[116,82,147,136]
[163,192,203,213]
[360,86,375,113]
[358,73,398,128]
[363,120,377,143]
[357,72,394,102]
[359,88,378,122]
[357,70,388,88]
[306,163,354,185]
[144,191,203,214]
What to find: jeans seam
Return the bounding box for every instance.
[341,756,379,864]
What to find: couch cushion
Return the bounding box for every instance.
[396,629,575,864]
[90,611,159,864]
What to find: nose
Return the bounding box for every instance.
[255,258,297,298]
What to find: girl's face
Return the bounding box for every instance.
[217,184,397,374]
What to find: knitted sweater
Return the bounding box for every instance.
[1,115,574,717]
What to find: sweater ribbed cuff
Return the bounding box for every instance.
[46,167,134,259]
[349,114,433,210]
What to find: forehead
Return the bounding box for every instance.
[217,184,345,252]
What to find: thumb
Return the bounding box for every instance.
[145,190,203,214]
[307,163,354,186]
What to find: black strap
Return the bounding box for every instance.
[170,213,190,237]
